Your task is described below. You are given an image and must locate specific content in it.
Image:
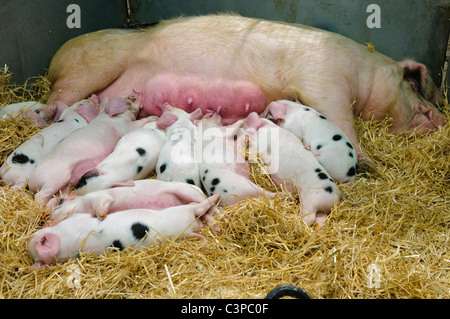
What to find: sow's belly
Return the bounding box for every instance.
[99,73,267,125]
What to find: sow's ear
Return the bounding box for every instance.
[400,59,444,106]
[401,60,427,93]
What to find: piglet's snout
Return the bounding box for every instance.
[29,232,61,265]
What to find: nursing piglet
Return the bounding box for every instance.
[29,194,220,267]
[51,179,209,221]
[155,104,203,187]
[0,99,99,188]
[0,101,58,127]
[75,117,166,195]
[198,113,276,206]
[265,100,358,183]
[28,97,148,205]
[242,112,341,226]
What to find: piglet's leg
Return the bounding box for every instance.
[45,197,60,214]
[188,232,208,245]
[200,213,221,234]
[35,189,55,206]
[91,194,115,220]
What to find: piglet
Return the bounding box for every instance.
[242,112,342,226]
[198,112,276,206]
[28,96,149,206]
[264,100,358,183]
[0,99,99,189]
[29,194,220,267]
[155,104,203,187]
[50,179,210,221]
[0,101,57,127]
[75,117,166,195]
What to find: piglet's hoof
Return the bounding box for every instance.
[95,210,108,220]
[264,285,311,299]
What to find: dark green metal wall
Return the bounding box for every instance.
[0,0,128,84]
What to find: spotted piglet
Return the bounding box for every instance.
[50,179,210,221]
[29,194,220,267]
[75,117,166,195]
[242,112,342,226]
[0,101,58,127]
[198,112,276,206]
[264,100,357,183]
[28,97,149,206]
[0,99,100,189]
[155,104,203,187]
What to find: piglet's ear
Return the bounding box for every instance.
[244,112,264,133]
[88,94,100,104]
[189,108,204,121]
[104,98,130,116]
[267,101,287,121]
[24,110,48,127]
[401,60,427,94]
[74,102,100,123]
[156,112,178,129]
[53,102,69,121]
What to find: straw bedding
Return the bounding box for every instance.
[0,66,448,299]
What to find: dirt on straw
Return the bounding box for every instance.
[0,66,449,299]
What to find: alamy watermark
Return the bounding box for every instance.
[366,260,382,289]
[66,4,381,30]
[367,4,381,29]
[66,4,81,29]
[165,125,280,173]
[66,264,82,289]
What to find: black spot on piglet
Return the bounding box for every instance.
[137,166,143,174]
[131,222,149,240]
[319,115,327,120]
[318,172,328,180]
[346,166,356,177]
[159,163,167,174]
[110,240,124,251]
[324,186,333,193]
[75,168,99,188]
[12,153,34,164]
[136,148,146,156]
[211,178,220,185]
[186,179,195,185]
[332,134,342,141]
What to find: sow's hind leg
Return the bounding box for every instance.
[46,29,138,106]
